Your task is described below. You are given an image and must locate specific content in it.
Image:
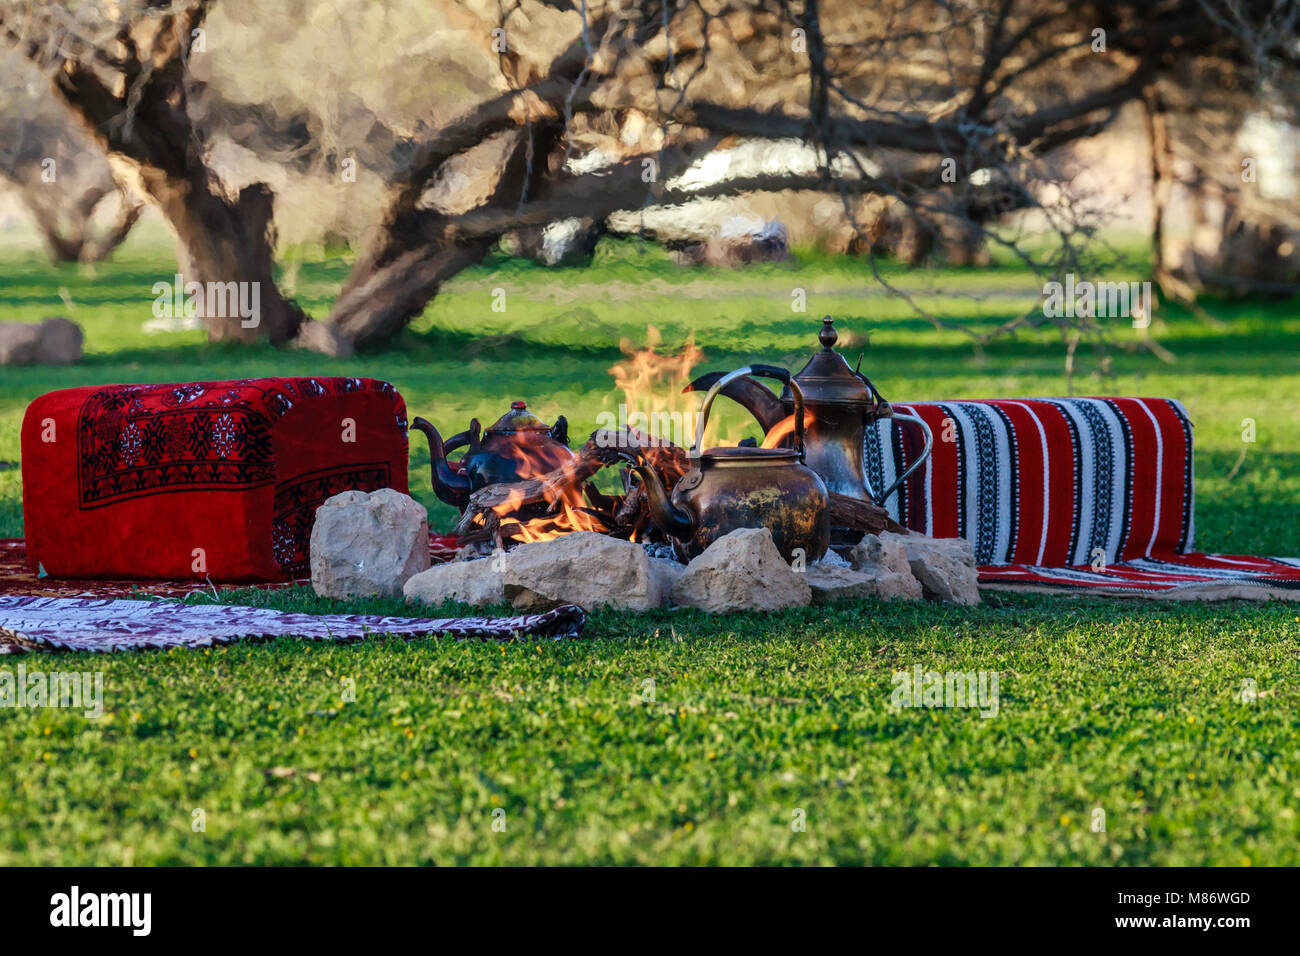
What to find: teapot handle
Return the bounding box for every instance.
[873,410,933,504]
[694,365,805,461]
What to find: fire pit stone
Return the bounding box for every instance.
[670,527,812,614]
[878,532,981,605]
[806,564,921,604]
[850,533,915,579]
[403,557,506,608]
[502,531,670,612]
[310,489,430,600]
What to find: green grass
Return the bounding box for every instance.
[0,222,1298,865]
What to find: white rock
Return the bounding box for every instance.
[502,531,666,611]
[806,564,921,603]
[648,558,686,606]
[850,533,913,577]
[670,527,811,613]
[310,488,430,599]
[0,317,83,365]
[403,557,504,607]
[881,531,980,605]
[815,548,852,568]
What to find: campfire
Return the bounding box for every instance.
[453,424,692,550]
[413,318,911,560]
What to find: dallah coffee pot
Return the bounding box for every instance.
[686,317,931,520]
[412,401,572,510]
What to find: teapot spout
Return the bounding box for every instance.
[625,458,696,542]
[412,417,472,508]
[684,371,787,433]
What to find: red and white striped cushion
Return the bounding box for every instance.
[867,397,1300,594]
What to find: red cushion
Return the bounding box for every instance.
[21,377,409,582]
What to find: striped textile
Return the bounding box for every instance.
[866,397,1300,595]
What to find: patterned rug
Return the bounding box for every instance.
[867,397,1300,597]
[0,596,586,655]
[978,553,1300,599]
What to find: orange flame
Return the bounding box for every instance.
[760,409,815,449]
[608,326,706,448]
[483,326,772,548]
[507,500,606,543]
[482,452,599,544]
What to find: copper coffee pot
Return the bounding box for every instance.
[686,317,931,520]
[627,365,829,564]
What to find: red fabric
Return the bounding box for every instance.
[979,552,1300,593]
[868,397,1300,594]
[22,378,409,583]
[868,397,1197,566]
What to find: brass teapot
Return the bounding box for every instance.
[686,316,931,528]
[627,365,829,564]
[412,401,572,510]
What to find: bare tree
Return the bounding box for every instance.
[313,0,1169,354]
[4,0,1296,357]
[0,0,305,343]
[0,50,141,263]
[1146,0,1300,298]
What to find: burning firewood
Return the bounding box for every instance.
[828,492,908,536]
[455,418,904,550]
[455,426,690,546]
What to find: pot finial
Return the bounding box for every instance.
[819,315,837,350]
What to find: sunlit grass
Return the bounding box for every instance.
[0,226,1297,864]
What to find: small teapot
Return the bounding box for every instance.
[412,401,572,510]
[627,364,829,564]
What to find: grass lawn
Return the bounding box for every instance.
[0,223,1298,865]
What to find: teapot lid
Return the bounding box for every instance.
[486,400,552,435]
[790,317,874,406]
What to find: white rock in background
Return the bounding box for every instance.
[503,531,667,611]
[670,527,811,613]
[310,488,430,599]
[815,548,852,568]
[0,317,83,365]
[881,531,981,605]
[404,557,505,608]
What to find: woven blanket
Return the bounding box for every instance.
[866,397,1300,596]
[0,596,586,654]
[23,377,408,582]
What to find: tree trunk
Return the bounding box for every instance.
[317,241,490,355]
[9,175,142,265]
[12,3,305,344]
[1143,86,1187,297]
[144,170,305,344]
[319,126,563,355]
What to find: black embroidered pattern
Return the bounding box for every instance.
[75,378,406,510]
[957,403,1001,565]
[270,463,392,575]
